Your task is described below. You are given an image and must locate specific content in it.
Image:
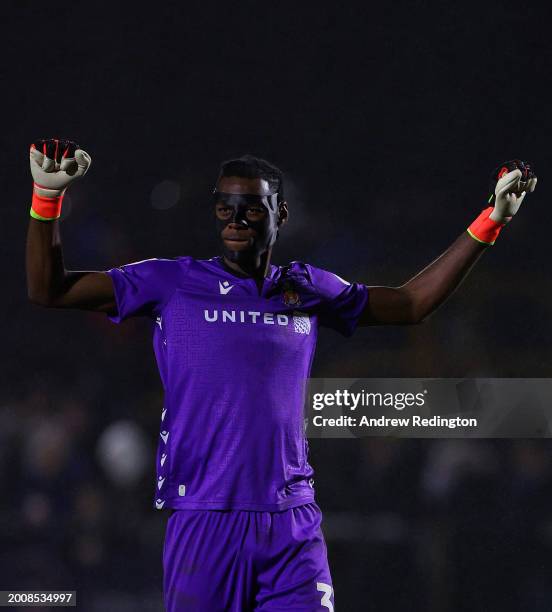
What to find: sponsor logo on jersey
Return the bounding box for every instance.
[205,310,289,325]
[203,309,311,335]
[293,312,311,335]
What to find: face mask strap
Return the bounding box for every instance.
[212,190,279,214]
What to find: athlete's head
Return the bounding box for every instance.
[213,155,288,265]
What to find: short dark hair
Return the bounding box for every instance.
[218,154,284,202]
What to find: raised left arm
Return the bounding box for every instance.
[359,160,537,326]
[360,233,486,325]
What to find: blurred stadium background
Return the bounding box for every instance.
[3,1,552,610]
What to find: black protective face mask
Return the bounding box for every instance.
[213,191,280,263]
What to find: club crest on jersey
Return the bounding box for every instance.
[282,281,301,306]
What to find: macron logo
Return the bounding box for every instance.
[219,280,234,295]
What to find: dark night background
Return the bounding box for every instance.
[1,1,552,610]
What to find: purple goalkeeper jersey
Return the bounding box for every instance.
[107,256,368,511]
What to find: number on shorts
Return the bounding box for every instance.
[317,582,334,611]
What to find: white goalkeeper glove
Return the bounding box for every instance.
[489,163,537,223]
[29,138,91,221]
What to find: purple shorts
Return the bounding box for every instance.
[163,503,334,611]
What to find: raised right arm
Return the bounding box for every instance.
[26,138,116,313]
[26,218,115,312]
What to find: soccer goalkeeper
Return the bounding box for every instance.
[26,138,536,611]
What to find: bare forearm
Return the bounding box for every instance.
[26,218,115,311]
[26,218,66,304]
[362,232,487,325]
[401,232,487,321]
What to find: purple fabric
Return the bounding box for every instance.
[107,256,368,512]
[163,503,334,611]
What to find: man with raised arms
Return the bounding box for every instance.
[26,138,536,611]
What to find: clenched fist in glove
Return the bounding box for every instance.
[488,160,537,223]
[467,159,537,245]
[29,138,91,221]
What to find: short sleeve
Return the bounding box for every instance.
[306,264,369,336]
[106,258,184,323]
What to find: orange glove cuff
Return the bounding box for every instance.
[467,206,506,245]
[30,188,64,221]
